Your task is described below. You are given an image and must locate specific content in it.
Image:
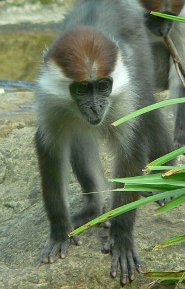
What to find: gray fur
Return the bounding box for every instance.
[35,0,173,285]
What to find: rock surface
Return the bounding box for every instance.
[0,91,185,289]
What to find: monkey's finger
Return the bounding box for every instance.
[110,249,119,278]
[41,250,51,264]
[70,235,82,246]
[41,242,59,263]
[101,241,111,254]
[60,240,69,259]
[127,252,135,281]
[48,243,61,263]
[120,253,129,286]
[132,248,141,273]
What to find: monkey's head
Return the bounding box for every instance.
[38,27,129,125]
[140,0,185,36]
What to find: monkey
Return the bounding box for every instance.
[140,0,185,148]
[140,0,185,36]
[35,0,173,286]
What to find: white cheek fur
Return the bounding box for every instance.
[37,61,71,99]
[110,54,130,96]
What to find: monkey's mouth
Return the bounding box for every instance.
[76,99,108,126]
[79,106,106,125]
[87,117,102,125]
[81,110,104,125]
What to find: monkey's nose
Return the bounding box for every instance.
[90,104,103,115]
[88,104,105,125]
[90,106,98,115]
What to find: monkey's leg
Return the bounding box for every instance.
[103,153,146,286]
[70,133,106,228]
[147,114,175,205]
[174,87,185,148]
[35,130,80,264]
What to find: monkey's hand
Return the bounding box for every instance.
[41,236,81,264]
[102,232,141,286]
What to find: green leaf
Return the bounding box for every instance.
[153,235,185,250]
[162,170,185,179]
[110,173,185,188]
[109,172,163,183]
[111,184,178,192]
[69,189,184,237]
[150,11,185,23]
[144,271,185,283]
[156,194,185,214]
[146,165,185,171]
[110,172,178,183]
[146,146,185,171]
[112,98,185,126]
[125,184,181,192]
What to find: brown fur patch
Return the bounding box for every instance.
[47,26,118,82]
[140,0,184,14]
[140,0,162,11]
[172,0,185,15]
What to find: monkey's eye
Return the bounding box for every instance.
[76,82,89,95]
[97,77,112,95]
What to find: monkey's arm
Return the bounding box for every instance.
[70,131,106,228]
[35,129,80,263]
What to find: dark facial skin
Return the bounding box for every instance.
[70,76,113,125]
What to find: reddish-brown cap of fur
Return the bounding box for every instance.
[140,0,184,15]
[46,26,118,82]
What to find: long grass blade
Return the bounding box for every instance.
[69,189,184,236]
[144,271,185,283]
[110,173,185,187]
[109,173,163,183]
[153,235,185,250]
[156,194,185,214]
[150,11,185,23]
[112,98,185,126]
[125,184,181,191]
[162,170,185,178]
[145,146,185,171]
[145,165,185,171]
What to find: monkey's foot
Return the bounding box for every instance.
[41,236,81,264]
[102,237,141,286]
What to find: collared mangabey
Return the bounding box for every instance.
[35,0,173,286]
[140,0,185,148]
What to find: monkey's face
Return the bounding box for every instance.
[38,27,129,125]
[70,77,113,125]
